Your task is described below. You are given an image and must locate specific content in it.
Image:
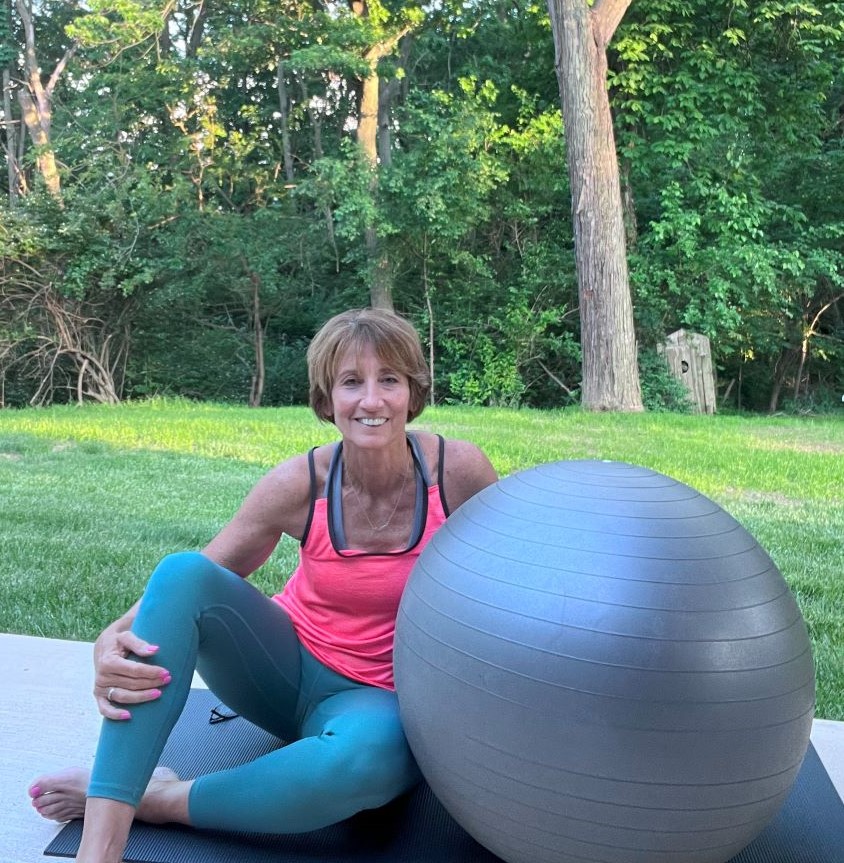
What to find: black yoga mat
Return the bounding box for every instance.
[46,688,844,863]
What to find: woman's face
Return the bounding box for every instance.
[330,343,411,450]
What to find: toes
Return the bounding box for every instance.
[28,775,55,799]
[32,794,83,823]
[27,767,90,822]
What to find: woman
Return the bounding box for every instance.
[29,308,498,863]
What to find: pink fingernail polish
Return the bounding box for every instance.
[30,785,41,798]
[120,711,132,720]
[146,645,159,653]
[161,671,172,684]
[151,689,162,698]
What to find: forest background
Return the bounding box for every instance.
[1,0,843,414]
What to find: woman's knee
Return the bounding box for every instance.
[140,552,235,622]
[322,713,420,808]
[146,551,225,596]
[350,732,419,806]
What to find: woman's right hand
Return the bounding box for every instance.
[93,614,171,720]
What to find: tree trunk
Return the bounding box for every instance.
[359,58,394,311]
[377,76,393,169]
[185,0,207,58]
[349,0,410,311]
[768,348,794,413]
[422,236,435,405]
[276,58,295,184]
[16,0,76,200]
[3,68,20,203]
[791,294,843,406]
[302,76,339,269]
[18,89,61,196]
[793,323,809,405]
[358,57,380,166]
[547,0,642,411]
[248,272,265,408]
[377,35,412,169]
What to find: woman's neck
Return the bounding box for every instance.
[342,436,411,496]
[339,436,417,547]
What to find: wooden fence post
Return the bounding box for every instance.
[658,329,717,414]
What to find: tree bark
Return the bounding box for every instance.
[547,0,642,411]
[769,348,794,413]
[185,0,207,58]
[302,76,339,269]
[3,68,20,203]
[16,0,76,200]
[276,58,295,184]
[792,293,843,406]
[247,271,265,408]
[377,35,412,169]
[350,0,410,311]
[422,235,435,405]
[359,47,393,310]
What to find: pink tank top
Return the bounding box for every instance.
[273,436,448,690]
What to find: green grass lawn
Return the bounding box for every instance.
[1,399,842,718]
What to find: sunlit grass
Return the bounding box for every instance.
[1,399,842,717]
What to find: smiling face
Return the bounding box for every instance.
[307,309,431,425]
[330,343,411,449]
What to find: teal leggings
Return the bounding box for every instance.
[87,552,420,834]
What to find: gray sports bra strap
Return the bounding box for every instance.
[408,435,427,542]
[407,433,431,486]
[326,443,348,548]
[324,442,342,499]
[299,448,319,546]
[326,436,429,554]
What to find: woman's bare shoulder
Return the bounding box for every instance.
[438,436,498,512]
[202,451,314,574]
[255,451,312,503]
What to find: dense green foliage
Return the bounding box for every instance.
[1,1,842,410]
[2,400,842,717]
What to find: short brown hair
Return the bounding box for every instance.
[308,308,431,423]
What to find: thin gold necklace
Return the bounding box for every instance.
[347,460,412,532]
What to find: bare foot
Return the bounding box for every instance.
[29,767,182,824]
[135,767,187,824]
[30,767,89,822]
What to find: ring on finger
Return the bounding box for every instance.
[107,686,117,703]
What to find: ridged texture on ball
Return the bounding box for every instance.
[394,460,815,863]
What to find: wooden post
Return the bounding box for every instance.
[659,329,717,414]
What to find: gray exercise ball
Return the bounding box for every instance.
[394,460,815,863]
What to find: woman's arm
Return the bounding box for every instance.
[202,453,312,575]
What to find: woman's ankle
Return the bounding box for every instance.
[135,771,193,826]
[75,797,135,863]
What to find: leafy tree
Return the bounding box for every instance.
[5,1,82,198]
[1,0,842,411]
[614,0,844,410]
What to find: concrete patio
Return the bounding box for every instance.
[1,634,208,863]
[2,631,843,863]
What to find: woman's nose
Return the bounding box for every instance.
[360,381,384,408]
